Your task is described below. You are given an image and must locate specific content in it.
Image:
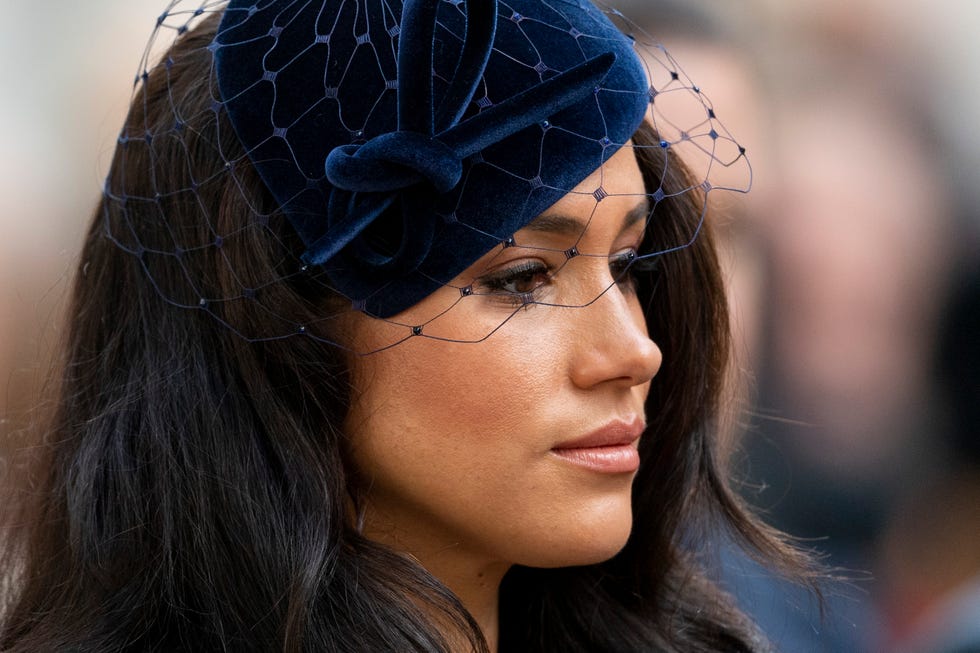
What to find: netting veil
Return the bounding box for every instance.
[104,0,750,354]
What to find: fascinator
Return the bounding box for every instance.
[105,0,749,351]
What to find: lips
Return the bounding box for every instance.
[551,418,645,473]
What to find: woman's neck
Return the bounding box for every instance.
[361,507,509,651]
[431,556,507,652]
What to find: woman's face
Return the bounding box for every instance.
[344,145,660,573]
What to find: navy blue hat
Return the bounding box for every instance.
[212,0,650,316]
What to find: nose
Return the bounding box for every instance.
[568,286,662,390]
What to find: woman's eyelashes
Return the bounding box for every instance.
[475,247,657,305]
[609,249,639,290]
[477,260,552,306]
[610,249,660,292]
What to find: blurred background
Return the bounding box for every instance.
[1,2,978,651]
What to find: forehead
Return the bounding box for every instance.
[521,143,647,233]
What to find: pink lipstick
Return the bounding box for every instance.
[551,419,644,473]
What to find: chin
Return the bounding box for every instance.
[516,501,635,569]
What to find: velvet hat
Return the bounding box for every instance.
[211,0,651,316]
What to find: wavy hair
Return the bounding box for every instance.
[0,14,813,652]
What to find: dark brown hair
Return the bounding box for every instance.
[0,14,813,652]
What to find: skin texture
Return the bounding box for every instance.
[344,145,661,647]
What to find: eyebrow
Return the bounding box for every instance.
[523,198,651,238]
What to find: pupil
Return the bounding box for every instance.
[514,271,538,293]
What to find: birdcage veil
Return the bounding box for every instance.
[103,0,750,354]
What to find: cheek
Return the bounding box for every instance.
[353,321,563,430]
[344,337,540,492]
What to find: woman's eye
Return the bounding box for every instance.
[609,249,635,275]
[610,249,659,290]
[609,249,638,287]
[477,261,552,301]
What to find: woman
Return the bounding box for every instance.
[0,0,811,650]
